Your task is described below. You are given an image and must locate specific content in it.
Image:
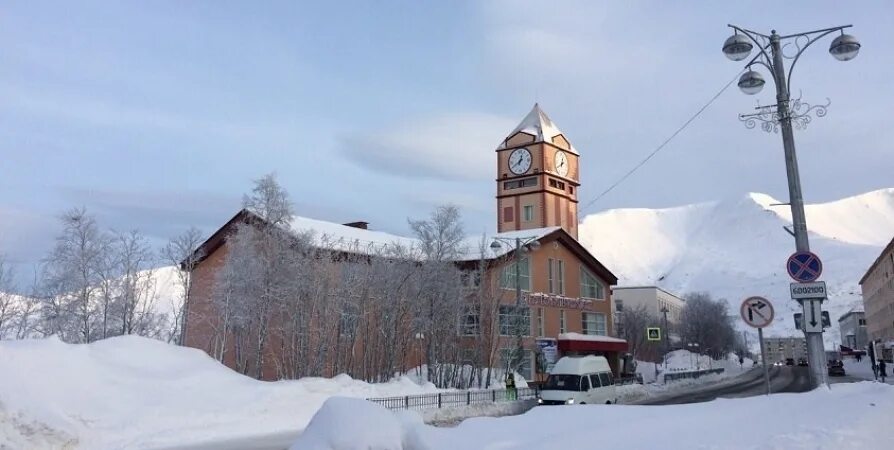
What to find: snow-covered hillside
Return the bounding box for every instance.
[580,188,894,345]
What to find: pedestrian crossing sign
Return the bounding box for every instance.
[647,327,661,341]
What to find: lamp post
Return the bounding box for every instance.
[687,342,700,371]
[490,236,541,379]
[660,306,670,371]
[722,24,860,389]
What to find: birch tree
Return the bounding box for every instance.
[162,226,204,344]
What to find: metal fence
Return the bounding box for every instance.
[663,368,725,382]
[368,387,539,411]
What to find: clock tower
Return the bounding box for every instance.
[496,104,580,238]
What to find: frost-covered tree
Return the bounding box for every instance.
[679,292,737,358]
[39,208,110,342]
[162,226,204,344]
[0,254,19,339]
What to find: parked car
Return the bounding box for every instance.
[537,356,617,405]
[797,358,809,367]
[785,358,795,366]
[828,360,846,377]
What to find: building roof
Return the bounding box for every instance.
[497,104,579,155]
[189,209,618,285]
[837,305,865,323]
[611,285,686,302]
[859,235,894,285]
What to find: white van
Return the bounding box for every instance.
[537,356,617,405]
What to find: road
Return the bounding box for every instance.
[641,365,859,405]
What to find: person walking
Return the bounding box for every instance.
[505,373,517,400]
[879,360,887,383]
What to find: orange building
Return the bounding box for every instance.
[182,104,625,381]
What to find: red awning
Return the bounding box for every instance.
[558,337,628,353]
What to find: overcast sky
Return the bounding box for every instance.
[2,1,892,281]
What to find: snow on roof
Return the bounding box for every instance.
[557,332,627,344]
[288,213,560,261]
[497,104,579,155]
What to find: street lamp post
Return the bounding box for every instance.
[660,306,670,371]
[722,24,860,389]
[491,236,541,379]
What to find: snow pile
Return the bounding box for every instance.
[0,335,441,449]
[289,397,422,450]
[580,188,894,345]
[314,382,894,449]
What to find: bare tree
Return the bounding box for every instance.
[619,304,654,361]
[162,226,204,344]
[40,208,110,343]
[679,292,737,358]
[0,254,18,338]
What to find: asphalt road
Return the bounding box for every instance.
[641,365,856,405]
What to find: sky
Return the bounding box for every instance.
[1,1,893,284]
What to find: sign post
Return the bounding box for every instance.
[741,296,775,395]
[787,251,829,388]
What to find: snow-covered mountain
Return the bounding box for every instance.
[579,188,894,345]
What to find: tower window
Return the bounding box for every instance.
[523,205,534,222]
[548,178,566,190]
[503,177,538,190]
[503,206,514,223]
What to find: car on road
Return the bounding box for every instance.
[797,358,808,367]
[785,358,795,366]
[828,360,846,377]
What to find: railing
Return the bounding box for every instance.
[663,368,725,382]
[368,387,539,411]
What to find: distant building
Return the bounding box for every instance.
[612,286,685,329]
[837,306,868,351]
[859,236,894,362]
[763,337,808,364]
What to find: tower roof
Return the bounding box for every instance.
[497,103,578,154]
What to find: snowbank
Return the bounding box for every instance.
[295,382,894,449]
[0,335,441,449]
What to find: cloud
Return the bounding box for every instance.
[338,113,516,180]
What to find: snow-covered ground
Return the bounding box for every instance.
[294,382,894,449]
[579,188,894,346]
[0,335,442,449]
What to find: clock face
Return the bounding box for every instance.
[508,148,532,175]
[554,151,569,177]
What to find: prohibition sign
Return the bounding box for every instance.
[740,296,774,328]
[787,251,823,283]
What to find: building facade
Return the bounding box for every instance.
[837,307,868,351]
[763,337,808,364]
[612,286,685,327]
[183,104,625,382]
[859,236,894,362]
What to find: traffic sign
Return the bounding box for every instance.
[790,281,827,299]
[787,251,823,283]
[794,311,831,331]
[740,296,774,328]
[646,327,661,341]
[801,299,823,333]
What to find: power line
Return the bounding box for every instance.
[581,69,745,212]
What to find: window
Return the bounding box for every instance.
[859,319,867,326]
[523,205,534,222]
[460,271,481,289]
[544,374,582,391]
[557,260,565,295]
[500,257,530,291]
[582,312,606,336]
[459,306,480,336]
[549,178,566,190]
[580,375,591,391]
[580,267,604,299]
[499,305,530,336]
[503,206,514,223]
[599,372,612,387]
[588,374,601,388]
[616,299,624,312]
[503,177,538,190]
[536,307,544,337]
[548,259,565,295]
[559,309,566,334]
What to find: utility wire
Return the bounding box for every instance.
[581,69,746,212]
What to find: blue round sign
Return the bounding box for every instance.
[787,251,823,283]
